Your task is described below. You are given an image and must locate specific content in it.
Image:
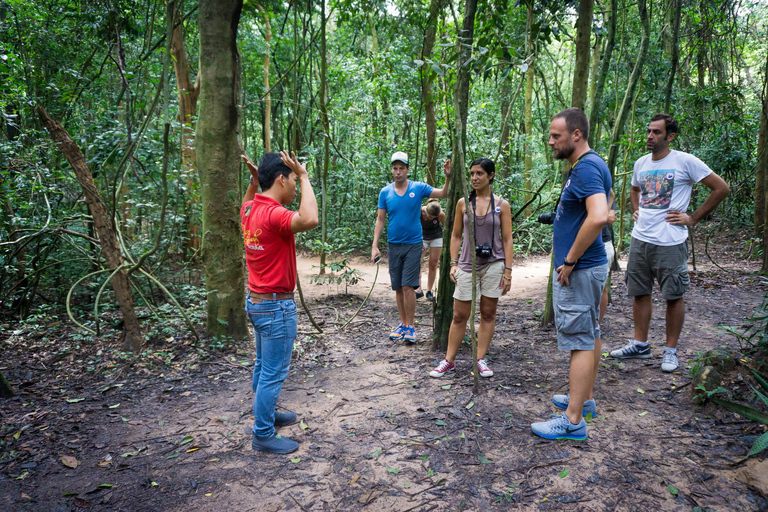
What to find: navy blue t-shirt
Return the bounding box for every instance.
[553,151,612,270]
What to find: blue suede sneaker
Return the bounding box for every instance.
[531,413,587,440]
[552,395,597,418]
[390,323,406,340]
[252,433,299,454]
[274,410,298,427]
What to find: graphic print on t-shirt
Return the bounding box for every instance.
[639,169,675,209]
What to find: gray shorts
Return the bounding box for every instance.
[553,266,608,351]
[604,240,615,277]
[625,237,689,300]
[388,242,422,290]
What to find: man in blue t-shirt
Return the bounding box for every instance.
[531,108,611,442]
[372,151,451,343]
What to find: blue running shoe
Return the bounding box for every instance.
[552,395,597,418]
[403,325,416,343]
[531,413,587,440]
[390,323,406,340]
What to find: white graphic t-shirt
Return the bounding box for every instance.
[631,150,712,246]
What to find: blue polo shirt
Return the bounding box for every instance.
[553,151,612,270]
[378,180,434,244]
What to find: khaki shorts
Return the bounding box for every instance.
[423,238,443,249]
[625,237,689,300]
[453,260,505,301]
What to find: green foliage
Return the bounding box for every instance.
[310,258,362,294]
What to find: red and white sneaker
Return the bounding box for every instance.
[477,359,494,378]
[429,359,455,378]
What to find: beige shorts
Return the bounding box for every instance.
[453,260,505,301]
[423,238,443,249]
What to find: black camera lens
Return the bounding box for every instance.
[537,212,556,225]
[475,244,492,258]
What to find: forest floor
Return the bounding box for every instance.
[2,231,768,512]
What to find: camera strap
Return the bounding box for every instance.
[553,149,599,213]
[471,192,495,247]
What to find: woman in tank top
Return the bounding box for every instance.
[415,199,445,301]
[429,158,514,379]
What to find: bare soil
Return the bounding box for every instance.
[2,232,768,512]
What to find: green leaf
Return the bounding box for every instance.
[290,458,301,463]
[667,484,678,496]
[370,448,382,458]
[98,484,114,489]
[426,470,434,477]
[66,398,85,403]
[435,419,447,426]
[441,384,451,390]
[108,403,120,409]
[465,401,474,410]
[300,420,309,430]
[559,469,569,478]
[165,453,180,459]
[749,384,768,408]
[747,431,768,458]
[751,370,768,394]
[636,388,645,394]
[386,467,401,474]
[62,492,79,497]
[477,454,492,464]
[179,435,194,446]
[712,398,768,424]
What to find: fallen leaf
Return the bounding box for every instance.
[477,454,493,464]
[637,388,645,394]
[559,469,569,478]
[151,482,158,487]
[667,484,678,496]
[441,384,451,390]
[186,447,200,453]
[349,475,360,485]
[386,467,401,474]
[290,458,301,463]
[435,419,447,426]
[639,411,649,417]
[179,435,193,446]
[108,403,120,409]
[66,398,85,403]
[370,448,382,458]
[61,456,78,469]
[300,420,309,430]
[465,401,474,410]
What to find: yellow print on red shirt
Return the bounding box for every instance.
[243,228,264,251]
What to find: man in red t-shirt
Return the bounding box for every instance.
[240,150,318,454]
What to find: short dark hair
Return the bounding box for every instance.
[650,113,678,136]
[258,152,291,191]
[553,107,589,141]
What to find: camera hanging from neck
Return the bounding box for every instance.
[471,191,495,258]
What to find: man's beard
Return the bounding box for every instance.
[554,144,575,160]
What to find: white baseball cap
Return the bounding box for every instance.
[390,151,410,166]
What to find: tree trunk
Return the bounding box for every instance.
[196,0,247,339]
[421,0,441,185]
[170,0,201,253]
[37,107,143,352]
[664,0,681,113]
[588,0,616,147]
[758,53,768,265]
[571,0,594,110]
[433,0,477,359]
[523,2,535,216]
[606,0,649,173]
[257,4,271,152]
[319,0,329,274]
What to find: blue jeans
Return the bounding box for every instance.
[246,296,297,438]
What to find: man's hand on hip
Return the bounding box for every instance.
[556,264,573,286]
[665,209,695,227]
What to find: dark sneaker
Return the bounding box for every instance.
[610,340,652,359]
[531,413,587,441]
[274,410,298,427]
[415,290,424,299]
[661,351,679,372]
[403,325,416,342]
[552,394,597,418]
[429,359,455,378]
[426,291,434,301]
[390,323,406,340]
[252,433,299,454]
[477,358,494,378]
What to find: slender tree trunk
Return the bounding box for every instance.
[571,0,594,110]
[758,53,768,259]
[664,0,681,113]
[421,0,441,185]
[587,34,602,112]
[257,4,272,152]
[607,0,649,173]
[38,107,143,351]
[433,0,477,366]
[0,370,13,398]
[523,2,535,216]
[588,0,616,147]
[170,0,202,253]
[196,0,247,339]
[319,0,329,273]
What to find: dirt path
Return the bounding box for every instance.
[2,243,768,511]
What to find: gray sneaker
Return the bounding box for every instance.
[552,394,597,418]
[661,351,679,372]
[610,340,651,359]
[531,413,587,441]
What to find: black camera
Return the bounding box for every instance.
[537,212,556,225]
[475,243,492,258]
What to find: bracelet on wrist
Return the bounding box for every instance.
[249,176,256,185]
[504,266,513,271]
[501,275,511,281]
[450,259,458,266]
[563,259,576,267]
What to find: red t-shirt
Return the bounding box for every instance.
[241,195,297,293]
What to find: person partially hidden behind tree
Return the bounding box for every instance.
[610,113,729,372]
[371,151,451,343]
[240,150,318,454]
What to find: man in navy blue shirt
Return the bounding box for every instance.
[531,108,611,441]
[372,152,451,343]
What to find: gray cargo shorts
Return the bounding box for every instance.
[388,242,422,290]
[553,265,608,351]
[625,237,689,300]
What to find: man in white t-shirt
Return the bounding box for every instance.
[610,114,729,372]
